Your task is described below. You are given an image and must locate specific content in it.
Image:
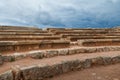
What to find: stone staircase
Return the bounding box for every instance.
[0,26,120,80]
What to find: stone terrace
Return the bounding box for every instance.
[0,26,120,80]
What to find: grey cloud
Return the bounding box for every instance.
[0,0,120,28]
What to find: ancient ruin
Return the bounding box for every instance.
[0,25,120,80]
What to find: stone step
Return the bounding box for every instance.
[68,36,120,41]
[1,46,120,63]
[0,40,70,53]
[0,36,61,41]
[46,28,111,32]
[54,31,110,35]
[0,30,48,33]
[0,51,120,80]
[0,25,41,30]
[78,39,120,46]
[60,33,120,38]
[0,32,53,36]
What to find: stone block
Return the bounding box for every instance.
[21,65,40,80]
[69,60,81,71]
[58,49,69,56]
[61,60,82,72]
[75,48,86,53]
[0,70,13,80]
[68,48,76,55]
[81,59,92,68]
[3,56,15,62]
[14,53,26,60]
[28,51,44,59]
[103,57,112,65]
[11,65,21,80]
[37,64,51,79]
[86,48,97,53]
[91,57,104,65]
[45,50,58,58]
[112,56,120,64]
[0,54,3,65]
[61,61,72,73]
[47,63,63,77]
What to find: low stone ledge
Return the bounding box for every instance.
[78,39,120,46]
[69,36,120,41]
[3,53,27,62]
[0,55,120,80]
[1,46,120,63]
[3,56,15,62]
[9,55,120,80]
[0,36,61,41]
[0,40,70,53]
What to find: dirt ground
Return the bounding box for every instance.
[47,63,120,80]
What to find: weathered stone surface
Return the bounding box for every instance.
[0,54,3,65]
[76,48,86,53]
[112,56,120,64]
[78,39,120,46]
[45,50,58,58]
[69,60,81,71]
[14,53,26,60]
[91,57,104,65]
[37,64,53,79]
[0,70,13,80]
[68,48,76,55]
[47,63,63,77]
[21,64,55,80]
[3,56,15,62]
[104,47,111,52]
[1,55,118,80]
[28,51,44,59]
[61,60,74,73]
[73,48,84,54]
[87,48,97,53]
[61,60,79,72]
[81,59,92,68]
[103,57,112,65]
[11,65,22,80]
[21,65,40,80]
[58,49,69,56]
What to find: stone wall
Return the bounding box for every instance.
[78,39,120,46]
[0,40,70,53]
[0,33,53,36]
[68,36,120,41]
[0,36,61,41]
[0,55,120,80]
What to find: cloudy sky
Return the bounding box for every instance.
[0,0,120,28]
